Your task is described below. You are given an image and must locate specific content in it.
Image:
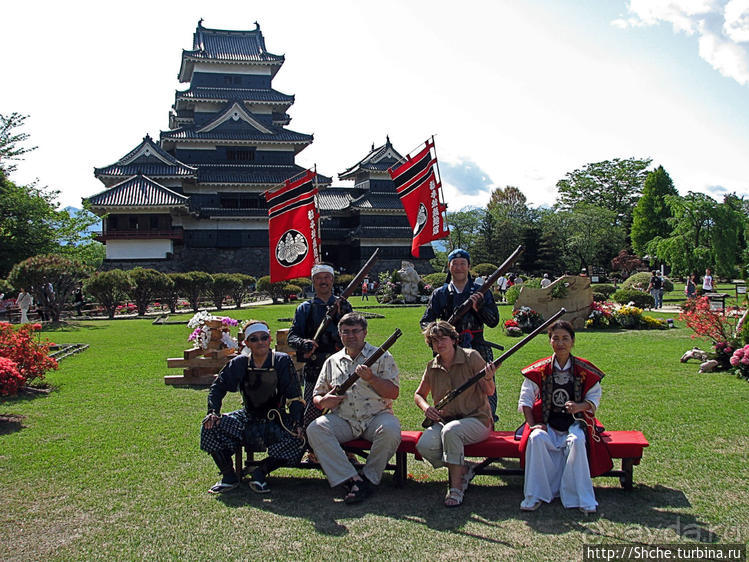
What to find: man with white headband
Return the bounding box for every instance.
[200,320,305,494]
[287,263,352,427]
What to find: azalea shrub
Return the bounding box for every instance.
[680,296,743,370]
[729,344,749,381]
[0,357,25,396]
[0,322,58,395]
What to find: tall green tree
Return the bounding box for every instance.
[446,207,482,252]
[630,165,679,255]
[8,254,91,322]
[647,192,717,276]
[0,114,101,276]
[555,157,652,228]
[0,113,36,175]
[561,204,625,274]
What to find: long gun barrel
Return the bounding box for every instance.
[311,249,380,343]
[446,245,524,327]
[333,329,402,396]
[422,307,567,428]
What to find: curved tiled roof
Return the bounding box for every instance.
[339,139,405,179]
[176,87,294,104]
[161,127,312,143]
[185,22,284,63]
[198,165,331,185]
[95,135,197,178]
[350,193,403,210]
[86,175,189,208]
[316,189,354,212]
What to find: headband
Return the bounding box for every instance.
[447,248,470,263]
[244,323,270,337]
[311,264,335,277]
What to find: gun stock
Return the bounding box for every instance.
[333,329,402,396]
[447,245,524,326]
[422,307,567,428]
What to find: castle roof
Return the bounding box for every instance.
[161,101,312,146]
[179,22,284,82]
[94,134,197,179]
[317,188,355,212]
[197,164,331,186]
[175,87,294,106]
[350,192,403,210]
[86,174,189,209]
[339,137,405,180]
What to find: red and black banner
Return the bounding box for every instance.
[388,139,449,257]
[264,169,320,283]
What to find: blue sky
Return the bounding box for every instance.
[2,0,748,212]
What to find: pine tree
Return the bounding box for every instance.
[631,165,678,255]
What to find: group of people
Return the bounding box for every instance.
[199,250,610,512]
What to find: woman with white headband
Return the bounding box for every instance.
[200,320,306,494]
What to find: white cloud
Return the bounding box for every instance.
[724,0,749,40]
[619,0,749,85]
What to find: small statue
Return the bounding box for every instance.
[398,261,421,304]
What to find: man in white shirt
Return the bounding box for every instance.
[306,312,401,504]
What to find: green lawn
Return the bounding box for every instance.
[1,300,747,560]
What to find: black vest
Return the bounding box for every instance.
[241,354,280,417]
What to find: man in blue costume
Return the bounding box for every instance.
[420,248,500,420]
[200,321,305,494]
[287,264,353,426]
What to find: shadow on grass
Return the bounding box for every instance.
[0,413,26,435]
[212,472,719,545]
[42,321,109,332]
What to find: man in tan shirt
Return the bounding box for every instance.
[306,312,401,504]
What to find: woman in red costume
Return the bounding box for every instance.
[517,320,611,513]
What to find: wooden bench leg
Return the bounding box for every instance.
[235,446,243,478]
[619,458,634,490]
[394,451,407,488]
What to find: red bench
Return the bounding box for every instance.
[237,429,648,489]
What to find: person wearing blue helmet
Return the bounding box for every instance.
[420,248,501,421]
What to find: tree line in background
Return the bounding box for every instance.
[438,159,749,281]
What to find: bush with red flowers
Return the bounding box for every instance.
[680,297,743,370]
[0,357,25,396]
[0,322,58,395]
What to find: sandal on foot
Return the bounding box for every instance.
[208,479,239,494]
[344,478,372,504]
[248,469,270,494]
[248,479,270,494]
[461,461,478,493]
[444,487,464,508]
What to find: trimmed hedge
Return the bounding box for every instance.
[611,288,655,309]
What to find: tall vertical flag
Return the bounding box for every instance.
[264,169,320,283]
[388,138,449,257]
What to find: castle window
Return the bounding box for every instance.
[227,148,255,162]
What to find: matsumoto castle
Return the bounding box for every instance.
[87,21,435,277]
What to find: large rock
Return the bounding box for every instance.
[514,275,593,330]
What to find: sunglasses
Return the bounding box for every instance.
[248,334,270,343]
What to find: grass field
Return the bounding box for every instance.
[1,297,747,561]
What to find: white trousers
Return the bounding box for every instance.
[523,422,597,510]
[20,307,29,323]
[416,417,490,468]
[306,411,401,487]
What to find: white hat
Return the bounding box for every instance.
[244,323,270,337]
[311,264,335,277]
